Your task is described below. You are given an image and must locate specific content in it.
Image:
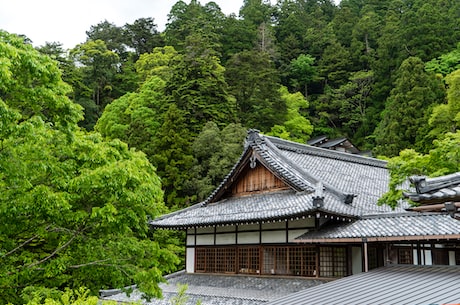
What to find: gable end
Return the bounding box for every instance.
[231,162,290,196]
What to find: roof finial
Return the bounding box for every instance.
[247,129,261,142]
[313,182,324,208]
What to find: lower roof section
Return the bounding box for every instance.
[101,271,326,304]
[267,265,460,305]
[295,213,460,243]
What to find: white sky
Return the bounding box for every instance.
[0,0,249,49]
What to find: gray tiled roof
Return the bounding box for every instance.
[267,265,460,305]
[404,172,460,204]
[102,272,326,305]
[295,213,460,242]
[150,131,407,229]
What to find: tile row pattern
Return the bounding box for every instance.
[267,265,460,305]
[295,213,460,240]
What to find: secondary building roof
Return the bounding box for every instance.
[295,213,460,242]
[404,173,460,219]
[267,265,460,305]
[102,271,326,305]
[150,130,406,229]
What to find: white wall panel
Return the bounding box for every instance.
[237,231,259,244]
[262,230,286,243]
[186,248,195,273]
[196,234,214,245]
[449,251,456,265]
[216,233,236,245]
[352,247,362,275]
[186,234,195,246]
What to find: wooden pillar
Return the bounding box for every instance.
[363,238,369,272]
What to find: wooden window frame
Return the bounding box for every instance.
[194,245,344,278]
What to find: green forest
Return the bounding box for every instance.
[1,0,460,303]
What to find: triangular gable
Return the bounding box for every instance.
[230,161,290,196]
[204,130,317,205]
[204,130,356,206]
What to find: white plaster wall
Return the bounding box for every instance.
[186,248,195,273]
[449,251,456,265]
[186,234,195,246]
[215,233,236,245]
[237,231,259,244]
[421,250,432,265]
[352,247,362,275]
[196,234,214,245]
[261,230,286,243]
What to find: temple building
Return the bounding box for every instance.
[150,130,460,278]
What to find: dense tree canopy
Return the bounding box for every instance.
[25,0,460,156]
[0,31,82,133]
[4,0,460,300]
[0,30,177,304]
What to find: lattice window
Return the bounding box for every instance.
[320,247,347,277]
[196,247,237,273]
[195,248,207,272]
[196,245,347,278]
[195,248,216,273]
[215,248,236,273]
[397,248,413,264]
[289,246,317,276]
[238,247,260,274]
[262,247,289,275]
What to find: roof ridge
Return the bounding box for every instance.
[253,132,356,204]
[409,172,460,194]
[361,211,447,219]
[265,135,387,168]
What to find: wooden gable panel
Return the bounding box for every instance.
[231,163,289,196]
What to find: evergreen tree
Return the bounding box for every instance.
[152,104,196,208]
[373,57,445,157]
[123,17,164,58]
[165,0,224,53]
[95,76,166,159]
[86,20,126,56]
[289,54,319,98]
[165,32,236,134]
[69,40,120,129]
[225,50,285,131]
